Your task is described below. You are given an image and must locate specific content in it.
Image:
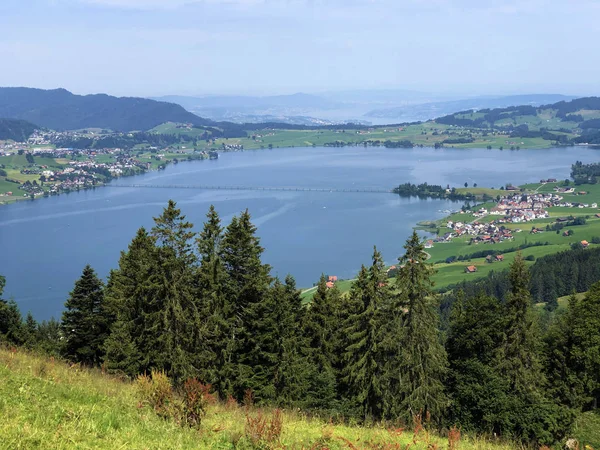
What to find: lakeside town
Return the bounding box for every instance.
[0,129,220,203]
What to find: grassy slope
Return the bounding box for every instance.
[0,347,528,450]
[151,122,566,152]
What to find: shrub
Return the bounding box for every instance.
[136,370,178,419]
[525,255,535,261]
[181,378,210,428]
[448,426,461,450]
[244,408,283,447]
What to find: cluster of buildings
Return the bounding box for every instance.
[444,220,517,244]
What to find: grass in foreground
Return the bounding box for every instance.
[0,347,529,449]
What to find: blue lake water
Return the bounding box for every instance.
[2,146,600,320]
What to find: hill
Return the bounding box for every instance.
[0,346,525,449]
[433,96,600,133]
[364,94,575,121]
[0,118,38,141]
[0,87,212,132]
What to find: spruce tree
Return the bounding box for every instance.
[220,209,272,399]
[446,291,511,433]
[496,252,570,444]
[37,318,62,356]
[344,247,389,420]
[547,284,600,411]
[195,205,230,395]
[23,312,38,349]
[498,252,542,393]
[571,283,600,409]
[390,231,447,421]
[274,275,314,406]
[544,292,586,409]
[61,265,109,366]
[150,200,199,381]
[104,227,159,376]
[0,299,24,346]
[0,275,24,346]
[303,274,339,410]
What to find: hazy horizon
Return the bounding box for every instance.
[1,1,600,98]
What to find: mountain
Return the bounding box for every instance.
[153,92,341,111]
[0,87,210,132]
[0,118,38,141]
[151,93,344,124]
[365,94,577,121]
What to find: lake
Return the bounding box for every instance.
[2,146,600,320]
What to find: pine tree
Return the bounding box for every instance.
[104,227,161,376]
[195,205,230,395]
[498,252,542,393]
[274,275,314,406]
[446,291,511,433]
[220,209,272,399]
[303,275,339,410]
[548,284,600,410]
[390,231,447,421]
[544,292,586,409]
[23,312,38,349]
[0,299,24,346]
[37,318,62,356]
[0,275,24,346]
[150,200,199,381]
[495,252,570,444]
[344,247,389,420]
[572,283,600,409]
[61,265,109,366]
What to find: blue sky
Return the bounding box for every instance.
[1,0,600,97]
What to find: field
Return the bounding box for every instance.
[0,347,532,450]
[150,122,567,152]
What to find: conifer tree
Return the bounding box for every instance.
[37,318,62,356]
[446,292,511,433]
[547,284,600,410]
[0,299,24,345]
[274,275,314,406]
[150,200,199,381]
[498,252,542,393]
[390,231,447,421]
[0,275,24,345]
[303,274,339,409]
[220,209,272,399]
[104,227,159,376]
[571,283,600,409]
[23,312,38,349]
[344,247,389,420]
[195,205,230,395]
[544,292,586,409]
[61,265,109,366]
[495,252,570,444]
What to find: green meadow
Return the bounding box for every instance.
[0,347,530,450]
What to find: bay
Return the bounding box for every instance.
[1,146,599,320]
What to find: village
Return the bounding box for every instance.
[0,141,214,201]
[436,187,597,247]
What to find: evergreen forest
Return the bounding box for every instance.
[2,201,600,446]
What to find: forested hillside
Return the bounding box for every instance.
[435,96,600,144]
[0,87,210,132]
[0,118,38,141]
[3,201,600,447]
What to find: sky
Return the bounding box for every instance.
[1,0,600,97]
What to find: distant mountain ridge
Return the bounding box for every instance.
[0,118,38,141]
[0,87,211,132]
[365,94,577,121]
